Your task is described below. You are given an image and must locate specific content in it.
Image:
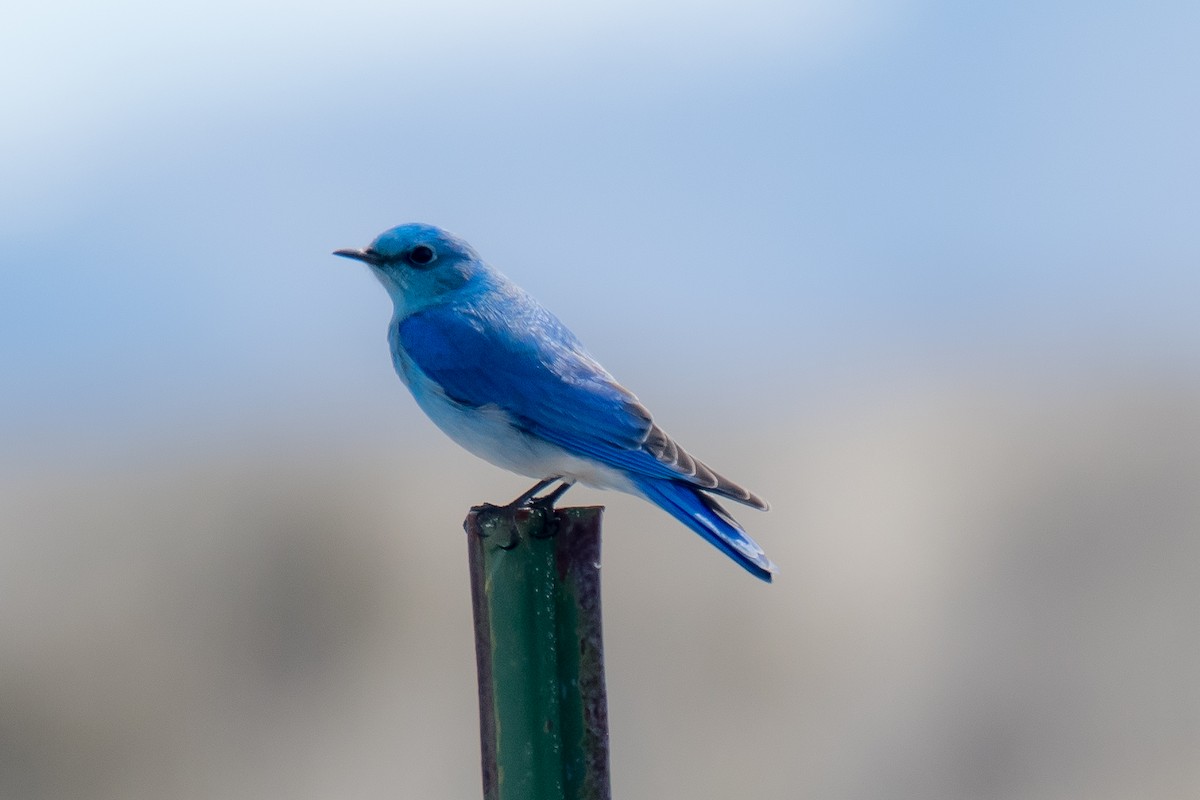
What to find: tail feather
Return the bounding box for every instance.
[632,477,776,582]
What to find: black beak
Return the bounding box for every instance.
[333,248,383,266]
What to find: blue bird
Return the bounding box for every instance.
[335,224,775,581]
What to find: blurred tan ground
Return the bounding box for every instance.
[2,373,1198,800]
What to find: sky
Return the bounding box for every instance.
[4,0,1199,458]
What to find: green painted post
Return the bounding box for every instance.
[465,505,611,800]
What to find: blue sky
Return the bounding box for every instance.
[3,0,1198,454]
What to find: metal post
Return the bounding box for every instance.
[465,505,610,800]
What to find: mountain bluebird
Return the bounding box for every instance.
[335,223,775,581]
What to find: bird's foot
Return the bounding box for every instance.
[525,481,574,537]
[476,479,576,543]
[493,478,575,512]
[474,483,546,517]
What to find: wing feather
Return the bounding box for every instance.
[397,300,767,509]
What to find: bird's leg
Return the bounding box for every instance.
[476,479,554,548]
[532,480,575,508]
[505,478,556,508]
[481,479,574,546]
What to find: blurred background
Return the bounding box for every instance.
[3,1,1199,798]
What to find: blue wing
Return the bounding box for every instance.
[396,301,768,507]
[396,299,775,581]
[395,300,656,458]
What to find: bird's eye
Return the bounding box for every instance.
[408,245,436,267]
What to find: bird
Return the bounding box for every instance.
[335,223,775,581]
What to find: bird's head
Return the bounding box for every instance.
[335,223,484,314]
